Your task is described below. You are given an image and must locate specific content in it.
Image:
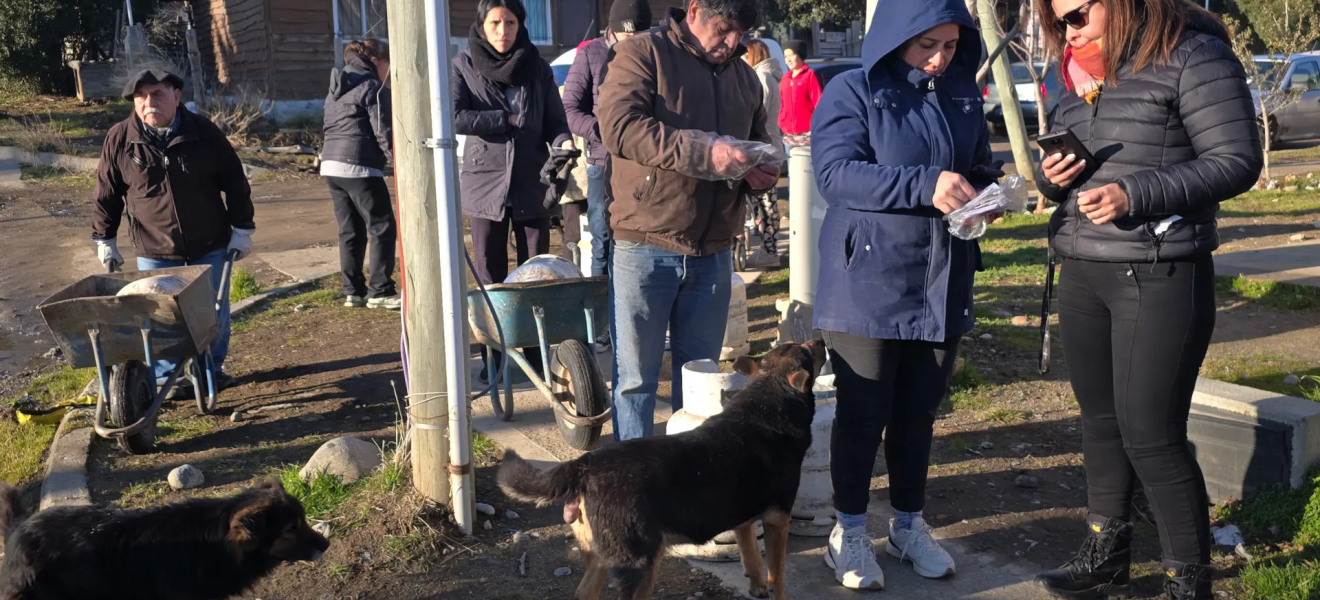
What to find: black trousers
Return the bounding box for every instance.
[825,331,961,516]
[1058,256,1215,565]
[326,176,397,298]
[470,214,551,376]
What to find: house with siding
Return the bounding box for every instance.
[195,0,682,101]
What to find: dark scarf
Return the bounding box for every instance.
[468,21,537,86]
[140,111,181,151]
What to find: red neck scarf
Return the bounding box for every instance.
[1063,39,1106,103]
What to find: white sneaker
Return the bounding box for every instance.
[824,524,885,590]
[886,517,956,578]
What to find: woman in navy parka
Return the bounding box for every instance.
[811,0,1002,589]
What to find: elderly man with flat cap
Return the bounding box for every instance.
[91,68,255,397]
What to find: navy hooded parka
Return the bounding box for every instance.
[811,0,1001,342]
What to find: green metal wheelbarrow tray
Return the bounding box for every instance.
[36,260,235,454]
[467,276,612,450]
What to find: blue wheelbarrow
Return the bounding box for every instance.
[467,277,611,450]
[36,256,235,454]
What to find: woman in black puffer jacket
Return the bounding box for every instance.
[1032,1,1262,599]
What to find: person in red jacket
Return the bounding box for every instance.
[778,40,822,149]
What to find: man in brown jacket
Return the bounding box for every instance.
[91,69,255,397]
[598,0,778,440]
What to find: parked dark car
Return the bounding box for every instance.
[805,57,863,89]
[1252,52,1320,146]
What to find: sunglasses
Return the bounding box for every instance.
[1054,0,1100,32]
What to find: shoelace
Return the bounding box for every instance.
[896,523,937,564]
[1064,532,1107,571]
[845,532,877,571]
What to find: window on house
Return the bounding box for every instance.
[525,0,553,45]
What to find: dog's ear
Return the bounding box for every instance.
[787,369,812,394]
[732,356,759,377]
[228,496,274,555]
[803,339,827,375]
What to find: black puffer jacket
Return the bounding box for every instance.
[1039,12,1263,263]
[321,52,392,170]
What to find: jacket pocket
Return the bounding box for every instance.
[842,222,861,271]
[633,167,659,203]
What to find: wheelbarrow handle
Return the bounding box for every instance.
[216,250,239,309]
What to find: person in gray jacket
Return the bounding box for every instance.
[320,39,399,310]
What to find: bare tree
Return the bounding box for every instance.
[1224,5,1320,181]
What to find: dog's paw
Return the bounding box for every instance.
[747,583,769,599]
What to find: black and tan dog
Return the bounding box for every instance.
[0,479,329,600]
[500,339,827,600]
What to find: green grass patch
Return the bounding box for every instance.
[229,268,261,304]
[327,561,354,579]
[473,430,499,466]
[157,416,219,445]
[0,420,57,484]
[3,366,96,407]
[383,529,439,563]
[945,363,994,412]
[279,465,357,520]
[984,407,1027,424]
[1220,189,1320,219]
[1216,275,1320,312]
[746,268,790,306]
[117,481,170,509]
[1239,559,1320,600]
[1201,354,1320,400]
[230,280,341,333]
[280,114,323,130]
[1221,468,1320,599]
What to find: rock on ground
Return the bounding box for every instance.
[299,437,383,483]
[168,464,205,490]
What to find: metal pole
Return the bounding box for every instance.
[125,0,135,26]
[333,0,345,68]
[361,0,369,38]
[976,0,1037,182]
[422,0,476,535]
[788,146,820,306]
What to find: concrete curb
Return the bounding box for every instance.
[39,408,94,509]
[33,270,334,512]
[0,145,269,177]
[1191,376,1320,491]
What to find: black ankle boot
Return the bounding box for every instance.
[1036,514,1133,599]
[1163,562,1212,600]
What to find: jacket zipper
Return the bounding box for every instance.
[129,140,189,258]
[693,66,722,258]
[1074,91,1103,258]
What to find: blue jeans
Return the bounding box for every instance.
[586,163,612,278]
[137,247,231,379]
[609,241,731,440]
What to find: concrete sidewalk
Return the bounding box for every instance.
[1216,239,1320,288]
[467,346,1053,600]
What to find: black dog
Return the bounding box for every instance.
[499,339,827,600]
[0,479,329,600]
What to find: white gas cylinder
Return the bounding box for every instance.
[790,374,838,536]
[719,272,749,361]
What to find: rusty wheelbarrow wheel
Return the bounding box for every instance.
[551,339,607,450]
[108,360,157,454]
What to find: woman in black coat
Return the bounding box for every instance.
[1032,1,1262,599]
[454,0,573,378]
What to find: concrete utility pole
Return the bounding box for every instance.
[975,0,1036,182]
[385,0,449,505]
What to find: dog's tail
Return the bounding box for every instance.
[0,480,21,541]
[497,450,587,507]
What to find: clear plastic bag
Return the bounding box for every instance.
[945,174,1030,240]
[685,132,787,184]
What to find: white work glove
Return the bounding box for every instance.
[94,238,123,272]
[228,228,255,261]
